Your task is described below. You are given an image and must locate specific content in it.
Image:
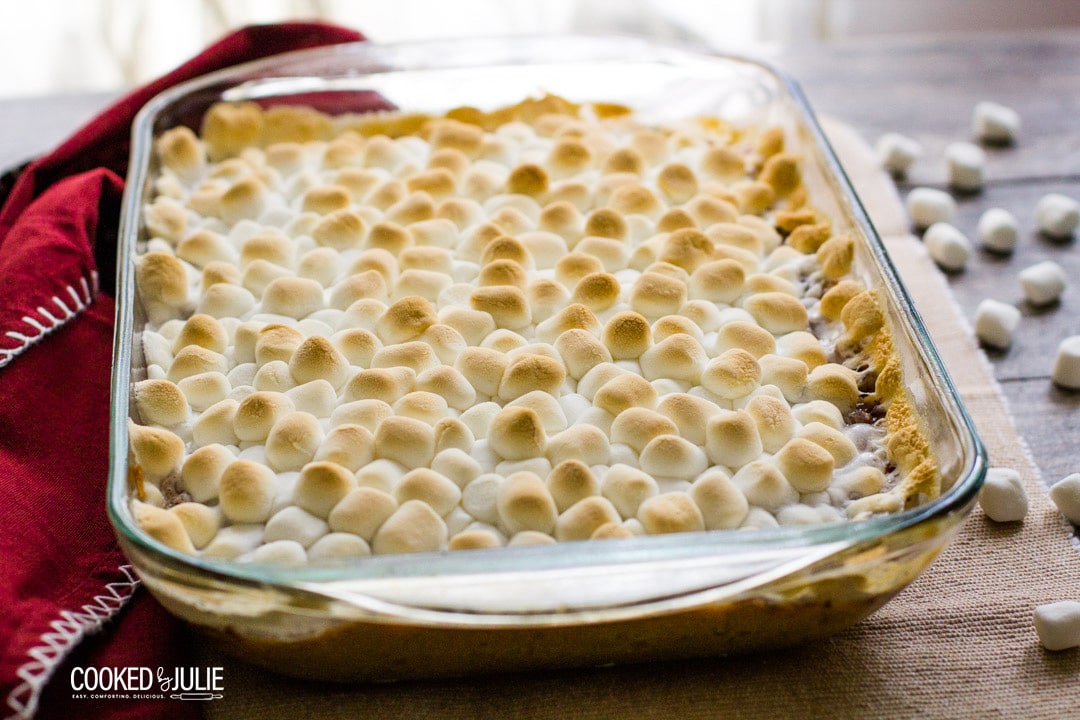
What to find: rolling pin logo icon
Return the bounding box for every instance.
[157,666,224,700]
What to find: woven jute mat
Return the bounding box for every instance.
[198,120,1080,720]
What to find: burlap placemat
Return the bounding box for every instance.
[198,121,1080,720]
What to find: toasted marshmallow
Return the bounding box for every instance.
[488,407,547,461]
[609,408,678,454]
[555,252,605,288]
[260,277,324,319]
[197,282,256,320]
[554,496,622,542]
[691,470,749,530]
[134,379,189,427]
[546,460,600,513]
[742,292,809,335]
[393,468,461,517]
[731,459,797,512]
[630,272,688,318]
[265,411,324,472]
[601,464,659,519]
[172,314,227,355]
[470,285,532,330]
[553,329,612,380]
[776,331,828,370]
[758,354,808,403]
[535,303,600,345]
[374,415,436,469]
[702,349,761,399]
[637,334,707,384]
[454,347,509,398]
[191,398,240,448]
[234,391,296,442]
[639,435,708,479]
[132,501,195,555]
[218,459,276,523]
[253,360,297,394]
[495,352,566,401]
[705,409,763,469]
[496,472,558,535]
[313,424,374,473]
[179,444,232,503]
[637,492,705,535]
[137,252,189,323]
[807,364,860,413]
[689,260,745,304]
[129,422,186,483]
[371,499,448,554]
[773,437,835,493]
[593,373,658,415]
[653,393,717,446]
[254,324,304,366]
[546,424,610,467]
[286,335,349,389]
[602,311,653,360]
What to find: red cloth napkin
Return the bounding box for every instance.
[0,22,363,720]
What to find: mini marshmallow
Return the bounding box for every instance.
[1052,336,1080,389]
[601,464,659,519]
[547,424,610,467]
[977,208,1019,254]
[906,187,956,229]
[314,424,374,472]
[978,467,1028,522]
[133,379,189,427]
[875,133,922,175]
[264,506,329,548]
[180,444,233,503]
[394,468,462,517]
[731,459,798,513]
[1033,601,1080,651]
[923,222,972,272]
[1049,473,1080,525]
[328,487,398,541]
[219,459,276,523]
[973,101,1020,144]
[292,461,356,519]
[773,438,835,493]
[974,299,1021,349]
[374,416,436,469]
[265,411,324,472]
[497,472,558,535]
[639,434,708,479]
[433,417,475,454]
[945,141,985,192]
[691,471,749,530]
[1035,193,1080,238]
[547,460,599,513]
[371,499,448,554]
[705,409,763,469]
[168,503,221,550]
[555,496,622,541]
[308,532,371,560]
[191,398,240,448]
[745,394,797,453]
[637,492,705,535]
[1019,260,1066,305]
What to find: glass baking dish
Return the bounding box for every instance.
[108,35,986,681]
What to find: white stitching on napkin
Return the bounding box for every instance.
[0,271,98,371]
[3,565,140,720]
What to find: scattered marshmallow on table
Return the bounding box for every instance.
[1049,473,1080,525]
[973,299,1020,350]
[945,142,986,192]
[972,101,1021,144]
[1053,336,1080,390]
[1035,193,1080,238]
[876,132,923,175]
[906,187,957,228]
[923,222,972,272]
[976,208,1019,254]
[1033,601,1080,651]
[1018,261,1066,306]
[978,467,1028,522]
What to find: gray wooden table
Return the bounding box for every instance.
[2,29,1077,497]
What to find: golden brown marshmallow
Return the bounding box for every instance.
[371,500,448,554]
[470,285,532,330]
[535,303,600,345]
[639,334,708,384]
[265,411,324,472]
[129,421,186,483]
[328,487,398,541]
[133,379,189,427]
[655,393,720,446]
[705,409,763,469]
[289,336,350,389]
[546,424,610,467]
[218,459,276,523]
[602,311,652,360]
[293,461,357,518]
[343,366,417,405]
[488,407,547,461]
[374,416,436,469]
[315,424,375,472]
[639,435,708,479]
[554,328,613,380]
[132,501,195,555]
[571,272,621,311]
[234,391,296,443]
[167,345,227,383]
[702,348,761,400]
[546,460,599,514]
[637,492,705,535]
[630,272,687,318]
[395,468,461,516]
[593,373,659,415]
[555,496,622,542]
[254,324,304,366]
[745,394,797,454]
[773,437,835,494]
[714,321,776,359]
[691,471,750,530]
[601,464,659,519]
